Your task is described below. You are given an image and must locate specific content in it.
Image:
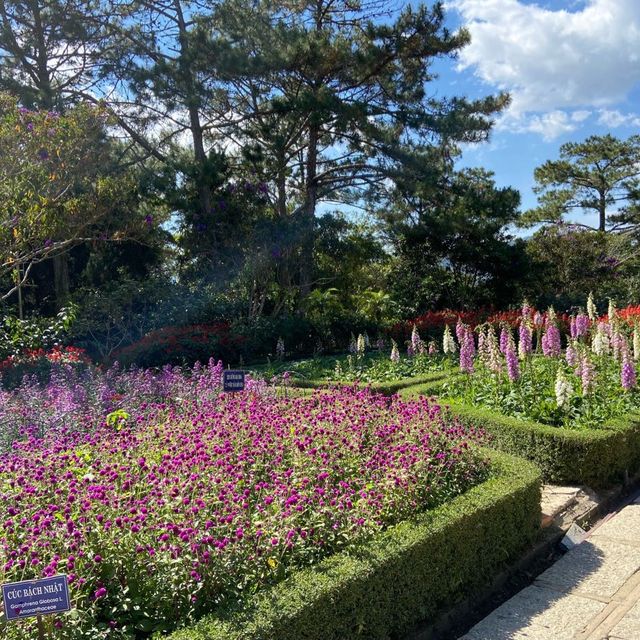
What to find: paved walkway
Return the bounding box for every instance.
[461,497,640,640]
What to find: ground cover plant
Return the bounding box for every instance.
[0,361,488,639]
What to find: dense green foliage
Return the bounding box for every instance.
[166,449,540,640]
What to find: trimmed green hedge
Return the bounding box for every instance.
[167,450,540,640]
[400,383,640,487]
[287,371,451,393]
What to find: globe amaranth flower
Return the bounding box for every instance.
[554,368,573,409]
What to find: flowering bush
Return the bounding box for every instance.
[0,361,487,638]
[442,296,640,428]
[111,323,244,369]
[0,345,90,389]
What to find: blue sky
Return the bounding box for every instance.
[428,0,640,224]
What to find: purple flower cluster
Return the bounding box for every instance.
[0,371,487,635]
[541,324,561,357]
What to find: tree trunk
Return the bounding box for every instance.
[299,124,318,300]
[599,191,606,232]
[53,253,70,305]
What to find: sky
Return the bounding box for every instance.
[429,0,640,221]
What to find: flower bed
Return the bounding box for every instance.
[400,297,640,485]
[0,365,490,639]
[165,449,541,640]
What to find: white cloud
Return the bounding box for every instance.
[505,110,577,140]
[597,109,640,128]
[449,0,640,139]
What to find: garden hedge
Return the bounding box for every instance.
[400,383,640,487]
[288,371,451,394]
[167,450,540,640]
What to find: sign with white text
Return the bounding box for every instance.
[2,575,71,620]
[223,370,245,392]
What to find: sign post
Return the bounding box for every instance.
[2,575,71,637]
[223,369,245,392]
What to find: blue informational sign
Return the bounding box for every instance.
[2,575,71,620]
[223,369,245,392]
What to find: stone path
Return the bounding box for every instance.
[461,496,640,640]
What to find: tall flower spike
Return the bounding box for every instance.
[580,355,595,396]
[634,326,640,362]
[555,368,573,409]
[443,325,457,354]
[592,322,610,356]
[506,342,520,381]
[459,329,475,374]
[390,340,400,363]
[587,292,597,321]
[499,326,510,354]
[622,354,637,391]
[542,325,561,357]
[410,325,422,356]
[518,321,532,359]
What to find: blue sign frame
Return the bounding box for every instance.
[2,575,71,620]
[223,370,246,392]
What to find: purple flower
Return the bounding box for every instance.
[518,322,532,358]
[622,355,637,391]
[506,343,520,381]
[571,314,590,339]
[542,325,561,357]
[459,333,475,374]
[499,327,510,354]
[94,587,107,599]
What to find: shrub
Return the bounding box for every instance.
[110,323,244,368]
[165,449,541,640]
[0,345,90,389]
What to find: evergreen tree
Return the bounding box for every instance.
[523,134,640,233]
[208,0,509,301]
